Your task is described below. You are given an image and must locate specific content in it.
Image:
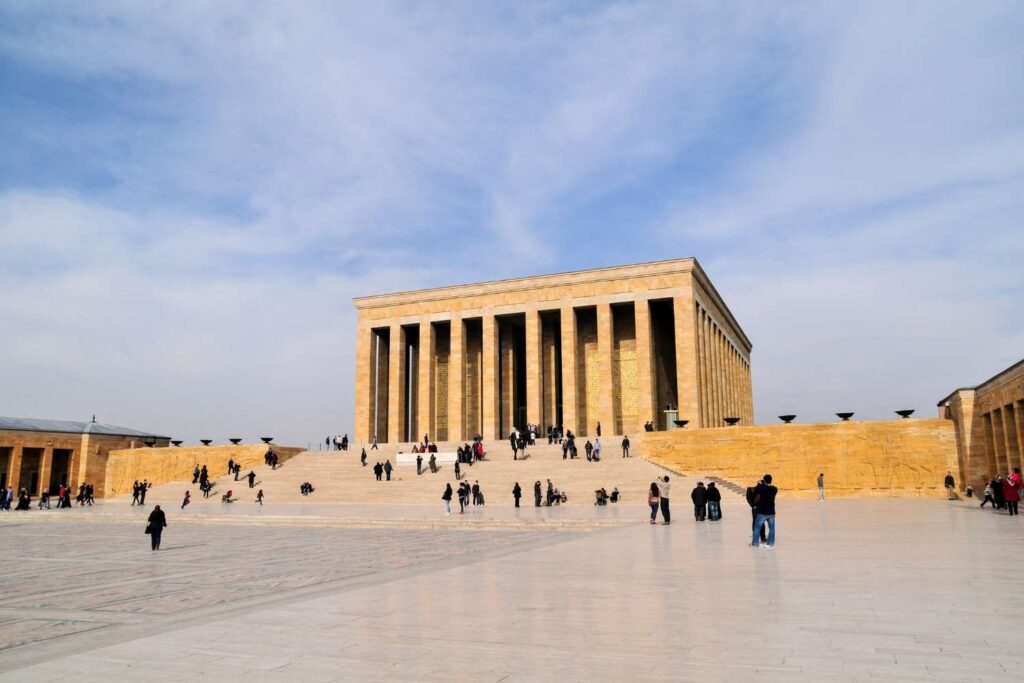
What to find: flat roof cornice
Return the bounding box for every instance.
[352,257,697,308]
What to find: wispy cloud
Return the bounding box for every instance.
[0,2,1021,440]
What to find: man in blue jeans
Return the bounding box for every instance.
[749,473,778,549]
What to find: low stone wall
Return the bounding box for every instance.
[636,418,958,498]
[103,444,304,498]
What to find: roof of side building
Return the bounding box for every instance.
[0,416,170,439]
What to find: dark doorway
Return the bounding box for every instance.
[649,299,679,429]
[20,447,43,495]
[49,449,73,494]
[0,446,11,491]
[498,314,527,434]
[403,324,420,442]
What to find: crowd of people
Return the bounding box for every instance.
[327,434,350,451]
[977,468,1022,515]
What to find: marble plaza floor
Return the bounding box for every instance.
[1,497,1022,682]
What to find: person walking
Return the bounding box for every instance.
[471,481,481,506]
[648,482,661,525]
[255,489,264,506]
[429,453,437,473]
[596,421,602,437]
[690,481,707,521]
[131,481,141,506]
[513,482,522,508]
[621,435,630,458]
[191,465,200,484]
[181,491,190,510]
[1003,468,1021,516]
[593,438,602,461]
[534,480,542,507]
[228,458,234,475]
[373,462,383,481]
[442,483,453,515]
[707,482,722,520]
[139,479,150,505]
[416,454,423,475]
[370,437,379,450]
[944,471,956,498]
[146,505,167,551]
[458,482,468,514]
[817,473,825,501]
[980,481,996,508]
[360,448,367,466]
[247,470,256,488]
[659,475,672,524]
[749,474,778,549]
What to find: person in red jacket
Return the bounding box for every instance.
[1003,467,1022,516]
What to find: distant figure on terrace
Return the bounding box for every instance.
[593,439,602,461]
[442,483,452,515]
[429,453,437,473]
[513,482,522,508]
[192,465,200,484]
[256,489,264,506]
[596,422,602,437]
[534,481,542,507]
[227,458,234,475]
[707,482,722,521]
[247,470,256,488]
[140,479,150,504]
[621,436,630,458]
[944,471,956,499]
[360,448,367,466]
[234,463,241,480]
[416,454,423,475]
[371,437,379,450]
[373,462,383,481]
[585,441,593,461]
[181,491,190,510]
[146,505,166,551]
[1003,468,1022,516]
[691,482,707,522]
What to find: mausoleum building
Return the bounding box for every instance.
[353,258,753,444]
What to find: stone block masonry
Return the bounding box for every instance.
[352,258,753,444]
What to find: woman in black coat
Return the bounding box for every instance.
[147,505,167,551]
[706,482,722,521]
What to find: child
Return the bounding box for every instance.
[979,482,995,509]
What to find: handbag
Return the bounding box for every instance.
[144,524,152,535]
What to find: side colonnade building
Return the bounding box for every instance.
[353,258,753,445]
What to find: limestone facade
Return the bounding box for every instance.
[940,359,1024,489]
[352,258,753,445]
[0,418,170,498]
[637,418,958,498]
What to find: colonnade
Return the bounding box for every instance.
[354,296,753,445]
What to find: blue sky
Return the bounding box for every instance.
[1,2,1022,445]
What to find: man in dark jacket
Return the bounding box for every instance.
[691,482,707,521]
[513,482,522,508]
[746,482,767,542]
[534,481,542,507]
[750,474,778,548]
[147,505,167,551]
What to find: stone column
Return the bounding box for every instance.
[525,309,542,429]
[699,312,709,427]
[387,324,405,444]
[38,446,53,496]
[673,292,700,427]
[448,317,465,442]
[560,305,578,435]
[596,303,615,436]
[8,446,23,492]
[1014,403,1024,470]
[353,325,372,445]
[633,298,654,433]
[417,320,434,443]
[481,314,500,440]
[1000,408,1015,471]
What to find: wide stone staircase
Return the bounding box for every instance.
[123,437,689,509]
